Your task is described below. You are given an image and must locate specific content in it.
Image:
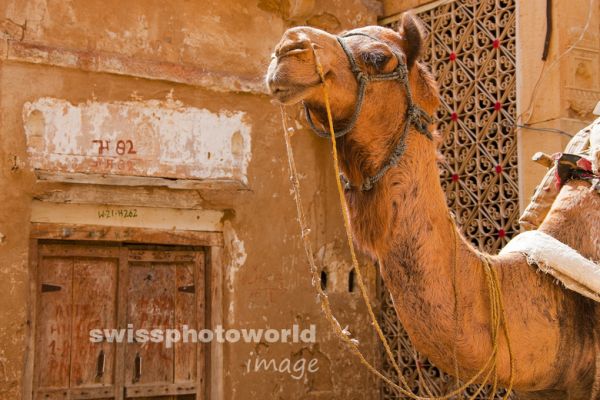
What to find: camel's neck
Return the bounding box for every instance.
[337,122,600,388]
[341,127,484,362]
[341,126,465,260]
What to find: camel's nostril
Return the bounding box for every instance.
[276,39,312,58]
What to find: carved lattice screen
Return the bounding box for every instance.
[379,0,518,398]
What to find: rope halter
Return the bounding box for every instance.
[302,31,433,192]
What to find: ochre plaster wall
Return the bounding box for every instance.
[0,1,383,399]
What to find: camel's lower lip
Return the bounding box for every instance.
[272,87,292,97]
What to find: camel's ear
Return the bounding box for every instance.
[398,12,425,69]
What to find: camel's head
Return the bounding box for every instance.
[266,13,438,134]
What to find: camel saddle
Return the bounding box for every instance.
[551,152,600,190]
[500,231,600,302]
[502,117,600,303]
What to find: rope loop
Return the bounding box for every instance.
[355,70,368,83]
[406,105,420,123]
[360,177,373,191]
[395,62,409,82]
[408,106,434,140]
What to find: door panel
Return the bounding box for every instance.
[126,263,176,385]
[125,249,204,399]
[36,256,73,390]
[174,264,196,383]
[71,258,118,388]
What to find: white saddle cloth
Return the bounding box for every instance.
[499,230,600,302]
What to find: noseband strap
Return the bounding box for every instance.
[303,32,433,192]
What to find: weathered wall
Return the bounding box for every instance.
[382,0,437,18]
[0,1,383,399]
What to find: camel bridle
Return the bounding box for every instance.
[303,32,433,192]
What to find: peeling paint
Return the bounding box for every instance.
[316,242,351,293]
[23,97,252,183]
[223,220,248,326]
[224,221,248,292]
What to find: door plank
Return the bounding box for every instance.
[114,247,128,400]
[208,246,223,400]
[70,258,118,388]
[174,263,196,384]
[128,250,197,263]
[39,244,120,259]
[36,386,114,399]
[195,251,206,400]
[126,262,175,385]
[124,382,196,397]
[31,223,223,247]
[36,256,73,390]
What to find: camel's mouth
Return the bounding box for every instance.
[269,83,316,105]
[266,53,322,105]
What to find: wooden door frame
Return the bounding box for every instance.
[23,222,225,400]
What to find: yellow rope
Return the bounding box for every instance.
[450,215,464,399]
[489,257,516,399]
[312,59,408,387]
[278,45,516,399]
[279,108,408,394]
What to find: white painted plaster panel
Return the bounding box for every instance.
[23,98,252,183]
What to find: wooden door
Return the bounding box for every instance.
[33,243,205,400]
[124,248,205,399]
[35,244,120,400]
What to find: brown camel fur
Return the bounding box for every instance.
[266,13,600,400]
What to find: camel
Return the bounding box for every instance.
[266,13,600,400]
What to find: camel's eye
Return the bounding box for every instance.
[361,51,391,71]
